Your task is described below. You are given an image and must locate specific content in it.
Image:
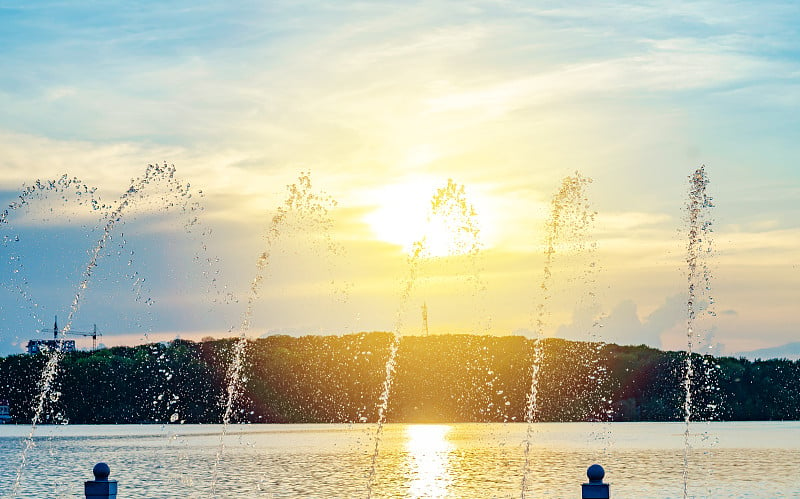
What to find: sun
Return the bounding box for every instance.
[364,178,483,258]
[363,181,429,252]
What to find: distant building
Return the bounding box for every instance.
[26,339,76,355]
[0,400,10,423]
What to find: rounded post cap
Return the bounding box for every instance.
[92,462,111,481]
[587,464,605,483]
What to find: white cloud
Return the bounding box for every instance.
[556,294,687,348]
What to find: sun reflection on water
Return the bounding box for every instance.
[405,425,454,498]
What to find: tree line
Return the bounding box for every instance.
[1,333,798,424]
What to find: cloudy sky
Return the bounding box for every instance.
[0,1,798,355]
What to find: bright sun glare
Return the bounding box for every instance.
[406,425,453,498]
[364,179,484,258]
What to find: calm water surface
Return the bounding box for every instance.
[1,422,798,498]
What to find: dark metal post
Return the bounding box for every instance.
[85,463,117,499]
[582,464,609,499]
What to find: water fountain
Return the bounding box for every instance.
[682,165,718,498]
[211,171,339,493]
[519,172,608,498]
[3,163,205,495]
[366,178,483,497]
[0,165,754,498]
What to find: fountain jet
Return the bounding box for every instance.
[367,178,481,497]
[8,163,204,496]
[682,165,718,498]
[211,172,338,495]
[521,172,601,498]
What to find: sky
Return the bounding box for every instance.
[0,1,798,356]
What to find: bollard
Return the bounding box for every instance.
[85,462,117,499]
[581,464,609,499]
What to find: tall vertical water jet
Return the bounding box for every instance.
[8,163,204,496]
[211,172,338,495]
[682,165,717,499]
[367,178,481,497]
[521,173,600,498]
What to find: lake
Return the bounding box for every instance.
[1,422,798,498]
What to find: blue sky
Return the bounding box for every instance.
[0,1,799,355]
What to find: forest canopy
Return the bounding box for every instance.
[1,333,798,424]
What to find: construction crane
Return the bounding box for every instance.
[41,316,102,351]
